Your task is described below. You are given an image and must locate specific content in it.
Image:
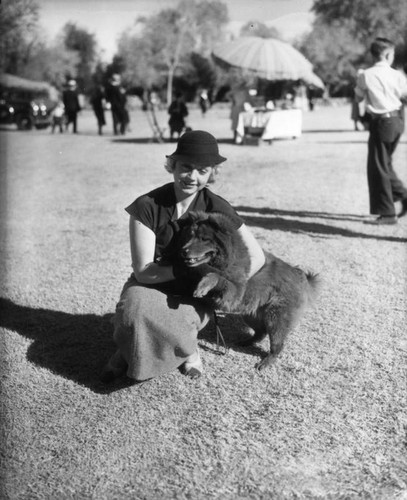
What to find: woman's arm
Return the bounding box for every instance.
[129,216,175,284]
[237,224,265,278]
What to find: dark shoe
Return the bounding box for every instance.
[398,199,407,218]
[100,350,127,384]
[365,215,398,225]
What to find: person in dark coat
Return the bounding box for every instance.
[105,74,128,135]
[168,93,188,140]
[62,80,81,133]
[90,84,106,135]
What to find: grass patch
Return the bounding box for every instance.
[1,105,407,499]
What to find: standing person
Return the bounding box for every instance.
[50,100,65,134]
[355,37,407,224]
[229,86,249,143]
[62,80,81,133]
[90,84,106,135]
[168,92,188,141]
[101,130,265,383]
[105,74,127,135]
[199,89,209,116]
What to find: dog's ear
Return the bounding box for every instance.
[207,212,233,233]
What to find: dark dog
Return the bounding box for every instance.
[174,211,320,370]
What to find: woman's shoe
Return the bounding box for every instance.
[180,350,203,379]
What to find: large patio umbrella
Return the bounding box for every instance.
[212,36,324,87]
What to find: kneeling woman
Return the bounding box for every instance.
[102,130,265,382]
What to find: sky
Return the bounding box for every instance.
[39,0,315,61]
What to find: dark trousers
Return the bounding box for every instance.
[367,110,407,215]
[65,111,78,133]
[111,109,125,135]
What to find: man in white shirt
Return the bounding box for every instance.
[355,37,407,224]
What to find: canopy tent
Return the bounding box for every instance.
[212,36,324,88]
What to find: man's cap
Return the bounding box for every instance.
[166,130,226,166]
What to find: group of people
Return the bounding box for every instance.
[51,74,130,136]
[50,79,81,134]
[100,36,407,386]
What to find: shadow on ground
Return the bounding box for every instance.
[111,137,237,145]
[234,206,407,243]
[0,297,134,394]
[0,297,259,393]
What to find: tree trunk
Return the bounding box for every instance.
[167,65,175,105]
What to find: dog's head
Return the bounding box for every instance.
[177,211,234,268]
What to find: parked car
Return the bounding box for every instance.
[0,74,57,130]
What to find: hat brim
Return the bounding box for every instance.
[166,153,227,166]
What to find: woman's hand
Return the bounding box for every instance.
[129,216,175,284]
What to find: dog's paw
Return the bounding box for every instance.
[255,355,275,371]
[193,273,219,297]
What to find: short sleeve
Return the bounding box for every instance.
[125,194,155,230]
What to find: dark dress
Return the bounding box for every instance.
[168,99,188,137]
[110,183,243,381]
[105,84,127,135]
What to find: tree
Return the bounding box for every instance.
[240,21,281,39]
[299,19,364,95]
[62,22,98,92]
[116,0,229,103]
[299,0,407,96]
[22,37,80,90]
[0,0,40,74]
[312,0,407,44]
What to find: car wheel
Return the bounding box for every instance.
[16,115,33,130]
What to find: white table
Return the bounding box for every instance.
[236,108,302,144]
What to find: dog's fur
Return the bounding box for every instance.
[174,211,320,370]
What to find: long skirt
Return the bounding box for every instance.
[111,275,211,381]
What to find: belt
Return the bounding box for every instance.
[370,109,400,119]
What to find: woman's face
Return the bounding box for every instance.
[173,161,214,198]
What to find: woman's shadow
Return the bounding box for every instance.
[0,297,136,393]
[0,298,262,392]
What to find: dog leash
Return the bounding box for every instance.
[213,311,228,355]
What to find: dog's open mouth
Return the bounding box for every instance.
[182,251,214,267]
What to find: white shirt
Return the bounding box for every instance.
[355,61,407,114]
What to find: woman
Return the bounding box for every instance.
[101,130,265,383]
[168,93,188,140]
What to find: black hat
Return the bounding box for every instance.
[166,130,226,166]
